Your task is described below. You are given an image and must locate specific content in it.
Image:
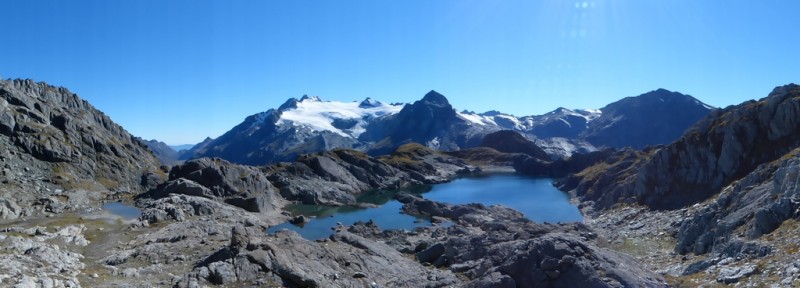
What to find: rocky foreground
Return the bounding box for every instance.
[0,142,666,287]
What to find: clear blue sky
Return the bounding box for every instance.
[2,1,798,145]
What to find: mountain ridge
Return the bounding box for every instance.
[182,88,713,165]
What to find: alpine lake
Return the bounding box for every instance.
[268,173,583,240]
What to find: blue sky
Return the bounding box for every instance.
[2,1,798,145]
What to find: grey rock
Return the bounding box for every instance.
[675,154,800,255]
[207,261,236,285]
[0,198,23,220]
[717,265,757,284]
[289,215,308,225]
[121,267,140,278]
[416,243,445,264]
[269,146,474,206]
[147,158,284,213]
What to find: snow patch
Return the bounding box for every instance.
[277,97,404,138]
[457,111,497,126]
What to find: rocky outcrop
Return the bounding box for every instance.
[562,84,800,210]
[0,79,161,219]
[145,157,284,213]
[268,144,475,206]
[178,226,460,287]
[675,147,800,255]
[0,225,90,287]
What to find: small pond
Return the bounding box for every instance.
[268,173,582,240]
[102,202,142,220]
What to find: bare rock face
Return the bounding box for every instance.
[675,148,800,255]
[146,157,284,213]
[0,79,161,219]
[562,84,800,211]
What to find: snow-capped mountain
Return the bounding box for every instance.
[276,96,403,138]
[186,89,713,165]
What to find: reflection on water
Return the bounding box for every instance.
[267,200,432,240]
[422,173,583,223]
[268,173,582,240]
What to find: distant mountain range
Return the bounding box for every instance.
[155,89,714,166]
[169,144,194,151]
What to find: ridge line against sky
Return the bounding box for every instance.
[1,0,798,145]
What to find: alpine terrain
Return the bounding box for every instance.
[4,77,799,287]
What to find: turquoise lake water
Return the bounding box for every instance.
[268,173,583,240]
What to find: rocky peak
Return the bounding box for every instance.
[421,90,451,107]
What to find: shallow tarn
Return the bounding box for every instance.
[101,202,142,220]
[268,173,583,240]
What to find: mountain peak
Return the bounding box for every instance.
[359,97,381,108]
[422,90,450,106]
